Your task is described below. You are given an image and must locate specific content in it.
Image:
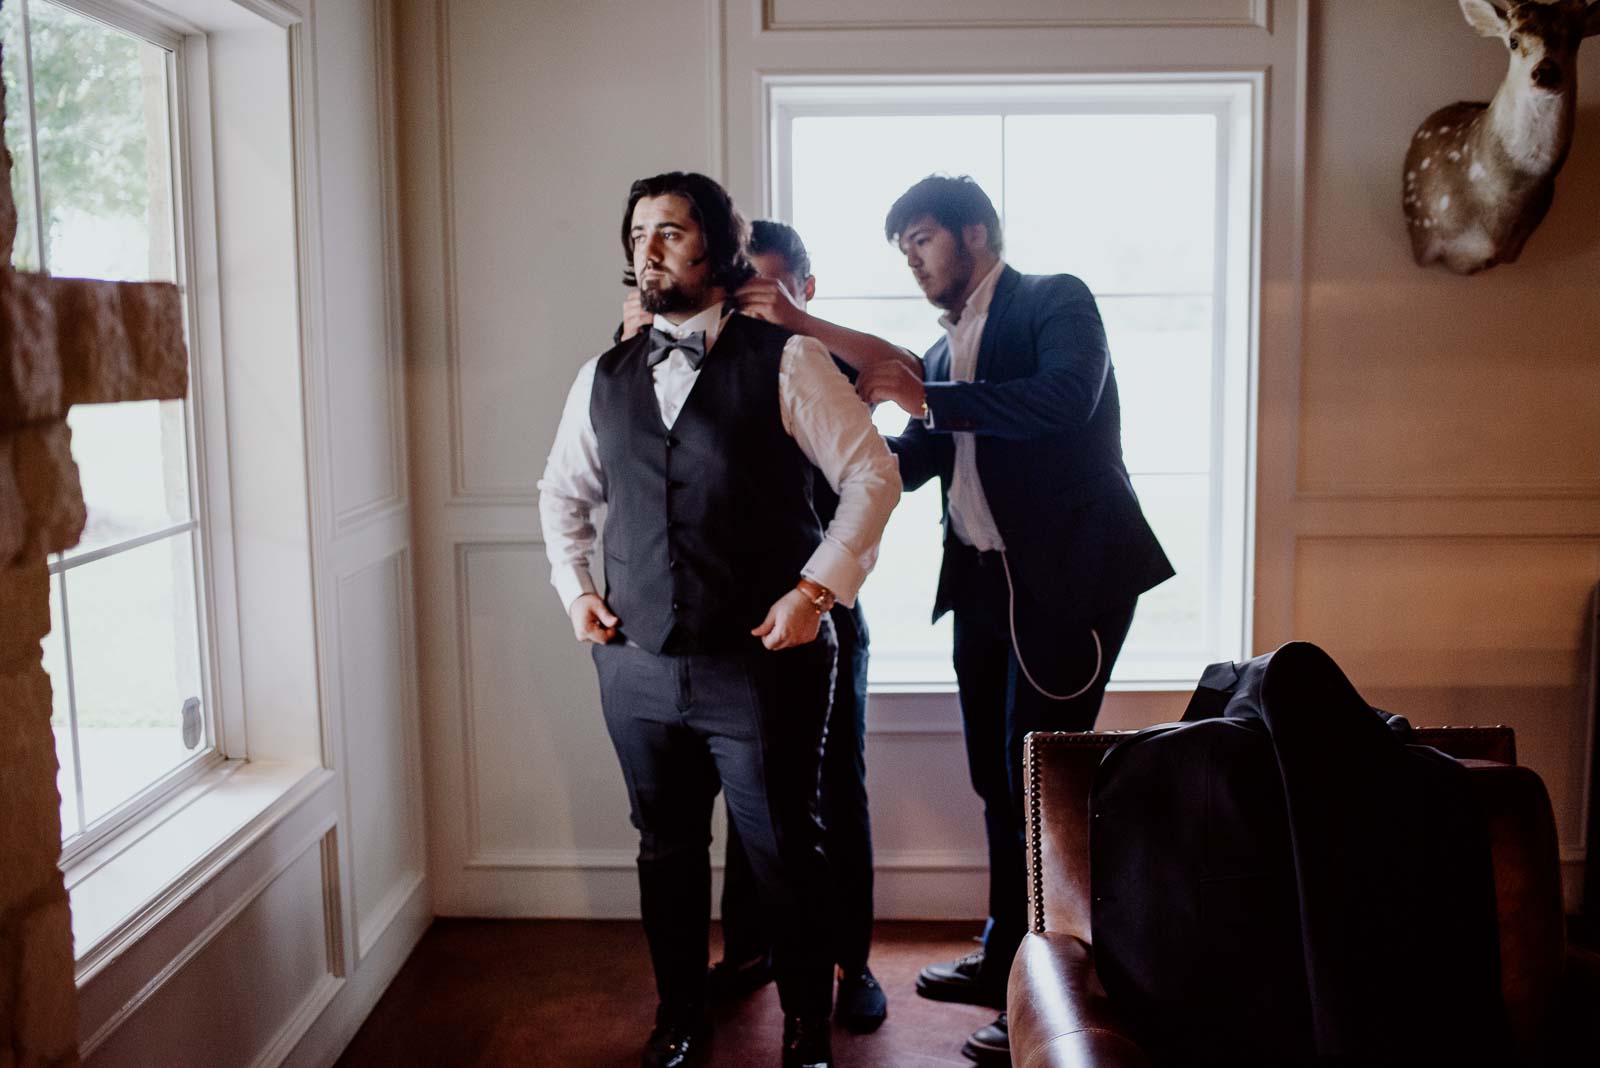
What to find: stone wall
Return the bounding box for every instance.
[0,38,185,1062]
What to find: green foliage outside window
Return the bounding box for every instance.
[1,0,151,272]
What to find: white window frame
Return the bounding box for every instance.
[766,74,1259,690]
[10,0,246,868]
[50,0,333,983]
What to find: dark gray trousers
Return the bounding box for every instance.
[592,621,837,1018]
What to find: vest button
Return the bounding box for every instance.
[665,435,679,448]
[668,558,679,569]
[671,600,683,612]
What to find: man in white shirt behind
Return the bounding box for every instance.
[537,172,899,1068]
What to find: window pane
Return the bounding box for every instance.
[0,2,41,269]
[43,575,81,839]
[1003,113,1216,294]
[28,0,175,282]
[859,481,953,684]
[1101,296,1213,475]
[64,532,205,826]
[792,115,1002,298]
[806,296,946,362]
[782,91,1246,686]
[1122,472,1212,666]
[64,398,191,558]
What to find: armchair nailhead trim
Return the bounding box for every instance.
[1023,731,1133,934]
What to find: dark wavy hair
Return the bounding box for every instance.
[883,174,1004,254]
[747,219,811,280]
[620,172,754,291]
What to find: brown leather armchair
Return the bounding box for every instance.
[1007,726,1600,1067]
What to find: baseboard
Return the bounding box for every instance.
[277,874,431,1068]
[436,860,988,921]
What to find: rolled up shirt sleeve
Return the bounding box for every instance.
[537,356,605,611]
[778,335,902,605]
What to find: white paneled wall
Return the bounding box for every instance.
[404,0,1597,925]
[77,2,429,1065]
[403,0,1300,920]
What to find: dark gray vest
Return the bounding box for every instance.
[591,313,823,654]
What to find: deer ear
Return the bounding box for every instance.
[1459,0,1508,38]
[1585,1,1600,39]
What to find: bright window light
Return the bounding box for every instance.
[770,77,1257,689]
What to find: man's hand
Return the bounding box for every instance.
[856,360,927,418]
[750,588,822,651]
[569,593,620,644]
[734,276,808,333]
[619,291,651,342]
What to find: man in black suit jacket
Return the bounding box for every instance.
[856,175,1174,1066]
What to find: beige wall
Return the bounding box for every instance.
[1290,0,1600,896]
[404,0,1597,920]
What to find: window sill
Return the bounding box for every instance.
[65,757,329,984]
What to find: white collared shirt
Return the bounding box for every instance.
[939,258,1007,552]
[537,302,901,611]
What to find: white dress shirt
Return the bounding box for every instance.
[538,302,901,612]
[938,258,1008,552]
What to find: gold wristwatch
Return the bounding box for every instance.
[795,577,836,614]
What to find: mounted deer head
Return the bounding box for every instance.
[1404,0,1600,274]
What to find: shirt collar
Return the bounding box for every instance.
[939,258,1007,333]
[653,301,732,351]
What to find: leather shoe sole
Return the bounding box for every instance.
[960,1014,1009,1066]
[914,970,1006,1011]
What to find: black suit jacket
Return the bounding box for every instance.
[1091,643,1509,1063]
[889,265,1174,624]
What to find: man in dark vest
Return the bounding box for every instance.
[539,172,900,1068]
[855,175,1175,1066]
[617,220,913,1033]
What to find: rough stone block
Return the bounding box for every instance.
[0,923,14,1068]
[0,57,14,265]
[15,895,77,1064]
[55,278,187,406]
[0,274,62,428]
[1,422,84,565]
[0,434,22,565]
[0,562,49,670]
[0,665,64,909]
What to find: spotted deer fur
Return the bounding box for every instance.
[1404,0,1600,274]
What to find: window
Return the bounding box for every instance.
[771,78,1257,688]
[2,0,219,859]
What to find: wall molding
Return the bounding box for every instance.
[356,869,427,962]
[248,974,343,1068]
[334,545,428,967]
[1297,480,1600,503]
[436,0,537,506]
[759,0,1270,34]
[453,540,546,861]
[81,819,339,1058]
[330,0,409,531]
[464,847,988,872]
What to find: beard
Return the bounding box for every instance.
[638,274,705,316]
[930,247,977,311]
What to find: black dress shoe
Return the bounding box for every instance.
[641,1007,707,1068]
[960,1012,1009,1066]
[706,952,773,1000]
[914,949,1007,1009]
[781,1014,833,1068]
[835,966,887,1033]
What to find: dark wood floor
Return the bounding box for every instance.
[336,920,997,1067]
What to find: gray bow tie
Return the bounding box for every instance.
[646,327,707,369]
